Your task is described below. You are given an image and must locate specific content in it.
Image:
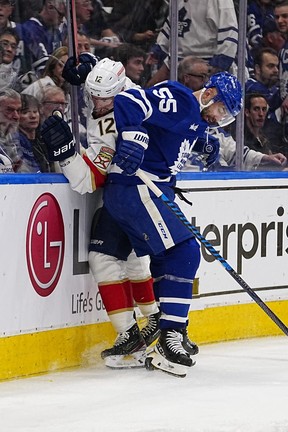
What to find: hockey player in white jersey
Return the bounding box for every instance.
[41,57,163,368]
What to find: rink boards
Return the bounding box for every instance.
[0,171,288,380]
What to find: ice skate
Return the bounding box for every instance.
[101,323,146,369]
[145,329,196,377]
[140,311,161,347]
[180,327,199,356]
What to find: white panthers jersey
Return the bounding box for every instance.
[61,109,116,195]
[61,77,137,194]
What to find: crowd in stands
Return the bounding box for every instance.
[0,0,288,173]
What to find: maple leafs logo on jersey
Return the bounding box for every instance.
[178,7,191,38]
[169,138,194,175]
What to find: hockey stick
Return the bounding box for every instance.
[136,169,288,336]
[66,0,80,152]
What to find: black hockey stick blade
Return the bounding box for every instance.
[136,169,288,336]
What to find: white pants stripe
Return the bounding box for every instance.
[137,184,175,250]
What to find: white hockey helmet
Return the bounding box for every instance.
[84,58,126,98]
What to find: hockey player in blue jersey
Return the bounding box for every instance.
[41,71,242,377]
[103,72,242,376]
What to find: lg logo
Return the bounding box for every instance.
[26,193,65,297]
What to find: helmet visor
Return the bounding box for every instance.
[202,100,235,128]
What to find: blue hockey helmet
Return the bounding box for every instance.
[203,72,243,126]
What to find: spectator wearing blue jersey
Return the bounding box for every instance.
[11,0,43,23]
[40,71,243,377]
[20,0,65,76]
[247,0,275,53]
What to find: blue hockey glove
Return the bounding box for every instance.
[113,126,149,176]
[40,114,75,162]
[189,135,220,168]
[62,52,98,86]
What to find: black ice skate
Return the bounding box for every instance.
[145,329,196,377]
[180,327,199,356]
[140,311,161,347]
[101,323,146,369]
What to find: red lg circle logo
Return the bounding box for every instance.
[26,193,65,296]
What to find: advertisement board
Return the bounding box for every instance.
[0,172,287,337]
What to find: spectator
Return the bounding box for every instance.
[20,0,65,76]
[0,0,23,75]
[107,0,166,53]
[245,46,283,147]
[177,56,210,91]
[147,0,238,87]
[76,31,92,54]
[246,47,281,108]
[18,94,51,172]
[0,28,21,90]
[261,16,285,54]
[274,0,288,149]
[75,0,120,57]
[244,92,278,154]
[39,85,68,124]
[21,46,69,98]
[0,0,16,31]
[247,0,275,53]
[208,126,287,170]
[112,43,146,85]
[0,88,29,172]
[11,0,43,23]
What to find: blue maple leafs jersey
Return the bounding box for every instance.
[112,80,209,184]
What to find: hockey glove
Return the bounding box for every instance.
[41,114,75,162]
[189,134,220,168]
[62,52,98,86]
[113,126,149,176]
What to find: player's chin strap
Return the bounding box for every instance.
[136,168,288,337]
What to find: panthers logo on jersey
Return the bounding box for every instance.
[93,146,114,172]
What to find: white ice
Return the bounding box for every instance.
[1,336,288,432]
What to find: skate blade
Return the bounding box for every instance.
[104,350,146,369]
[145,351,190,378]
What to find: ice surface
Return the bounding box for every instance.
[0,336,288,432]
